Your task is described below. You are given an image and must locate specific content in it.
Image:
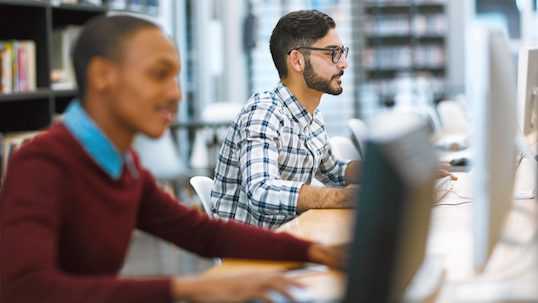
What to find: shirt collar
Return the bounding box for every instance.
[63,100,136,180]
[275,82,319,130]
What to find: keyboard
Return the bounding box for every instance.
[434,176,453,202]
[251,285,314,303]
[403,254,446,303]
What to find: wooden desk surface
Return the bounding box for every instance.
[202,160,538,302]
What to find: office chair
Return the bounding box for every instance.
[189,102,243,170]
[189,176,222,265]
[436,98,470,129]
[189,176,214,218]
[133,128,188,182]
[329,136,362,161]
[347,118,369,160]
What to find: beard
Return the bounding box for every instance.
[303,59,344,95]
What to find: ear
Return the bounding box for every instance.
[287,50,304,73]
[86,57,116,93]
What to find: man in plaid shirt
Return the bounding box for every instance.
[211,10,360,229]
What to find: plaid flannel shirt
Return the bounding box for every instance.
[210,82,350,229]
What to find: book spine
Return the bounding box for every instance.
[11,40,19,93]
[18,45,26,92]
[3,42,12,93]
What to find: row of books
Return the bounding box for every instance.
[109,0,159,14]
[365,0,445,5]
[0,40,37,94]
[39,0,157,13]
[364,14,446,37]
[362,45,445,70]
[51,0,103,4]
[362,76,446,101]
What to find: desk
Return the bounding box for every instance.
[202,162,538,302]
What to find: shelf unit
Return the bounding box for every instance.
[0,0,161,133]
[0,0,107,132]
[361,0,447,107]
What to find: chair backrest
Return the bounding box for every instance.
[133,128,187,181]
[347,118,369,160]
[189,176,214,217]
[329,136,362,161]
[436,99,469,129]
[190,102,244,170]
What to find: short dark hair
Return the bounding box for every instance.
[269,10,336,79]
[72,15,159,100]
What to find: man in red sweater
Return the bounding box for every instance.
[0,15,345,303]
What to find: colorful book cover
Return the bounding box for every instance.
[11,40,19,92]
[20,40,36,91]
[2,42,12,93]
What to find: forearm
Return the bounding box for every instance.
[296,184,356,213]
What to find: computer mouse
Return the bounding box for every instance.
[449,157,468,166]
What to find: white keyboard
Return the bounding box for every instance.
[434,176,453,202]
[251,285,314,303]
[403,254,446,303]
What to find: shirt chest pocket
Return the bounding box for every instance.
[279,127,322,181]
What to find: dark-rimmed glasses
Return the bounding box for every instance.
[287,46,349,64]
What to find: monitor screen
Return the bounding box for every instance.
[517,45,538,147]
[465,24,519,272]
[343,113,438,303]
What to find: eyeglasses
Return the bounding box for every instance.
[287,46,349,64]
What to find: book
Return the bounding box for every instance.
[52,26,81,90]
[109,0,127,10]
[20,40,36,91]
[129,0,144,12]
[0,42,12,93]
[1,131,42,185]
[0,40,36,93]
[147,0,158,15]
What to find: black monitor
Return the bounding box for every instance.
[343,113,439,303]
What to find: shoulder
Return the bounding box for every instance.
[9,123,82,168]
[237,90,288,125]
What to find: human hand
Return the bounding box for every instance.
[438,163,457,180]
[307,242,349,270]
[171,272,305,303]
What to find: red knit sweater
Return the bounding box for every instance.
[0,123,311,303]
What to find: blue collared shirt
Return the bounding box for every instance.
[63,100,137,180]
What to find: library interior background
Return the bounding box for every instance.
[0,0,537,276]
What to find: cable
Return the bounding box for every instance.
[435,188,473,202]
[434,200,473,207]
[447,189,473,200]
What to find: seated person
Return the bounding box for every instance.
[210,10,456,229]
[211,10,359,229]
[0,15,345,303]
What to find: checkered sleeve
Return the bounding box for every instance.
[315,133,351,187]
[236,102,303,216]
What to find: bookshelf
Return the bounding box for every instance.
[361,0,447,107]
[0,0,161,133]
[0,0,106,133]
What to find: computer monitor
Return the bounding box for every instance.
[343,113,439,303]
[517,45,538,147]
[465,24,519,272]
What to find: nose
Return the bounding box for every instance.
[337,54,349,70]
[170,78,182,103]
